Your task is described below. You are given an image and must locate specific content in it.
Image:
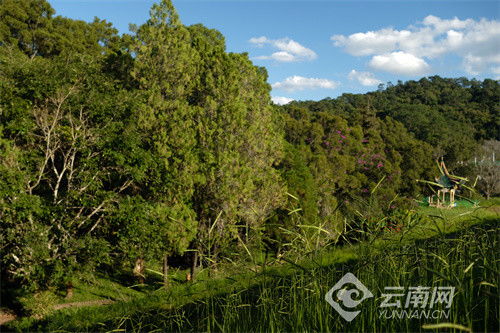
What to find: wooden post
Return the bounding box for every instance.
[163,254,169,287]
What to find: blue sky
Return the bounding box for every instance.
[50,0,499,103]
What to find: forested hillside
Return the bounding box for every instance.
[1,0,498,296]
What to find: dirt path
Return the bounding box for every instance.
[52,299,114,310]
[0,299,115,326]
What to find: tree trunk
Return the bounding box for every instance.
[262,249,268,273]
[163,254,169,287]
[65,281,74,299]
[189,250,198,282]
[133,257,145,284]
[208,244,218,278]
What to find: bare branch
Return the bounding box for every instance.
[28,83,80,195]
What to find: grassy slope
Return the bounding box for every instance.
[5,199,499,332]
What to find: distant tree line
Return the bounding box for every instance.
[1,0,498,291]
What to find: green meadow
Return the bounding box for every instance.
[6,200,498,332]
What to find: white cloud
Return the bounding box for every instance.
[369,52,430,76]
[272,96,295,105]
[255,51,296,62]
[249,36,269,47]
[491,66,500,75]
[348,70,382,86]
[273,39,317,60]
[422,15,474,33]
[250,36,317,62]
[271,76,339,92]
[331,15,500,76]
[491,66,500,80]
[332,29,413,56]
[463,53,500,75]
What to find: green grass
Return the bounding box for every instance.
[142,223,498,332]
[5,199,499,332]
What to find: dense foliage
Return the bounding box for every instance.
[1,0,498,292]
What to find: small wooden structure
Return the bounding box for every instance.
[422,159,467,209]
[428,186,456,209]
